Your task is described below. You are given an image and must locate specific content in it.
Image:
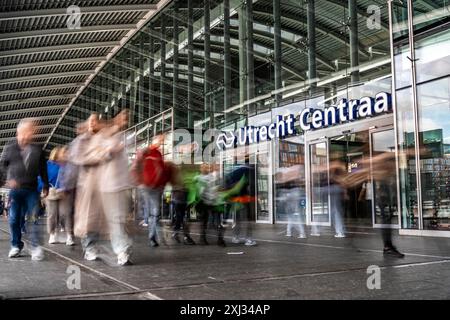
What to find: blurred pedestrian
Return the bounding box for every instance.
[131,135,168,248]
[1,118,49,260]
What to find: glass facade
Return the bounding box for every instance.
[52,0,448,236]
[392,0,450,232]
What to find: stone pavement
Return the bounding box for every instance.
[1,217,450,300]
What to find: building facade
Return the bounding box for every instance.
[49,0,449,236]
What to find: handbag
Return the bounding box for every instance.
[46,173,63,201]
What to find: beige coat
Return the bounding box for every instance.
[71,131,111,238]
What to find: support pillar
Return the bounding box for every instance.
[204,0,212,128]
[307,0,317,92]
[273,0,282,106]
[160,14,166,113]
[187,0,194,128]
[348,0,360,84]
[246,0,255,115]
[224,0,232,114]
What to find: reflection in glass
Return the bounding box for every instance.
[310,142,329,224]
[417,77,450,230]
[396,87,419,229]
[372,129,399,225]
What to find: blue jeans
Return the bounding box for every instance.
[140,187,162,240]
[8,188,40,249]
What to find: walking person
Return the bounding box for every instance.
[72,114,108,261]
[169,163,195,245]
[98,110,133,265]
[194,163,226,247]
[1,118,49,260]
[41,147,62,244]
[131,135,168,248]
[51,146,78,246]
[329,160,346,238]
[276,164,307,238]
[226,161,257,247]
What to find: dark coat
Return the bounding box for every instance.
[0,139,48,191]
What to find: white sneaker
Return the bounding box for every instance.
[298,234,307,239]
[8,247,21,258]
[244,239,257,246]
[117,252,132,266]
[49,233,57,244]
[139,220,149,227]
[286,233,292,237]
[232,237,244,244]
[30,246,44,261]
[310,232,321,237]
[84,247,97,261]
[334,233,346,238]
[66,235,75,246]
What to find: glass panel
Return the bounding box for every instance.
[391,0,409,41]
[275,137,306,224]
[372,129,399,225]
[255,142,271,222]
[310,142,329,224]
[396,87,419,229]
[415,28,450,84]
[417,77,450,230]
[413,0,450,34]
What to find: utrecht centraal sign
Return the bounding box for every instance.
[216,92,392,150]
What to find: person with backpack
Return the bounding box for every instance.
[131,135,168,248]
[193,163,226,247]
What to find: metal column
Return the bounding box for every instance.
[307,0,317,91]
[224,0,232,113]
[139,34,145,122]
[173,1,179,122]
[348,0,360,84]
[149,23,155,117]
[160,13,166,113]
[239,1,248,104]
[204,0,212,128]
[187,0,194,128]
[246,0,255,115]
[273,0,282,106]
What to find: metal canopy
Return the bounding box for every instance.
[0,0,162,151]
[1,0,401,152]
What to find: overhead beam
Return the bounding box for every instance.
[0,70,93,85]
[0,57,105,72]
[0,96,74,107]
[209,36,305,80]
[325,0,389,31]
[45,0,175,150]
[0,5,157,21]
[0,104,67,115]
[0,83,83,96]
[0,24,136,41]
[0,41,119,58]
[227,20,336,70]
[0,114,61,126]
[253,8,371,57]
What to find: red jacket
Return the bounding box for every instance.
[132,146,167,189]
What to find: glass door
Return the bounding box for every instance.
[370,127,399,228]
[255,141,273,223]
[307,139,331,226]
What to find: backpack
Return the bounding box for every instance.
[135,147,167,189]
